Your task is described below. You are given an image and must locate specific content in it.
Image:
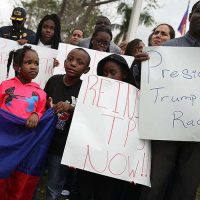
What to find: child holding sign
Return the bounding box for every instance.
[97,54,140,200]
[76,54,140,200]
[44,47,90,200]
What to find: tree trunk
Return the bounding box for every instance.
[78,0,96,30]
[58,0,67,18]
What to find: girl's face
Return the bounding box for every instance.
[91,31,111,52]
[102,61,127,81]
[41,19,55,44]
[151,25,171,46]
[132,41,145,56]
[17,50,39,84]
[64,49,89,78]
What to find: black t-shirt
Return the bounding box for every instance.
[44,74,82,156]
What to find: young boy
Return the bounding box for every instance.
[44,47,90,200]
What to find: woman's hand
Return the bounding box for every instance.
[134,52,149,62]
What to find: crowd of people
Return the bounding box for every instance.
[0,1,200,200]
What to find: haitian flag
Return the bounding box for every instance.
[178,0,190,35]
[0,108,57,200]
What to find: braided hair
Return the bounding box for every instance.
[7,46,37,78]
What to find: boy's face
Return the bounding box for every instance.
[101,60,127,81]
[64,49,89,78]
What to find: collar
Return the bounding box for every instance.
[37,40,51,48]
[185,32,200,47]
[12,77,40,88]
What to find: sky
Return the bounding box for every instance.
[0,0,199,45]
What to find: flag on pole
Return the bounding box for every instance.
[178,0,190,35]
[0,108,57,200]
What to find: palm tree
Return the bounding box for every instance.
[113,0,159,44]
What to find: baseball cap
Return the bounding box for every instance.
[10,7,26,21]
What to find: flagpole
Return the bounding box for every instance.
[178,0,190,35]
[127,0,144,42]
[184,0,190,35]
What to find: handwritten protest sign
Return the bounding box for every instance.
[0,38,57,88]
[139,46,200,141]
[54,43,134,76]
[62,75,151,186]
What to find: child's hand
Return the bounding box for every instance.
[17,39,28,45]
[53,58,59,67]
[26,113,39,128]
[47,97,54,108]
[53,101,74,114]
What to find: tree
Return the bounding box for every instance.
[21,0,118,42]
[113,0,159,44]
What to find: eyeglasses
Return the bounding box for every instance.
[93,38,110,47]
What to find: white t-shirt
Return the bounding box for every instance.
[37,40,51,48]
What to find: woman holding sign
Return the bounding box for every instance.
[140,2,200,200]
[127,24,175,89]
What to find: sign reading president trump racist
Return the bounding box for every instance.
[62,75,151,187]
[139,46,200,141]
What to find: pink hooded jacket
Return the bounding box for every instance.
[0,77,46,119]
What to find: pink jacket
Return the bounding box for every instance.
[0,77,46,119]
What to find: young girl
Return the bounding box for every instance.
[125,39,145,57]
[0,46,46,198]
[124,39,145,89]
[89,27,112,52]
[76,54,137,200]
[96,54,140,200]
[34,14,61,67]
[34,14,61,49]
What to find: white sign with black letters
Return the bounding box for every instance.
[139,46,200,141]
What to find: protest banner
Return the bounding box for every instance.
[139,46,200,141]
[62,75,151,186]
[54,43,134,76]
[0,38,57,88]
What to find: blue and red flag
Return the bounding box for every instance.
[0,108,57,200]
[178,0,190,35]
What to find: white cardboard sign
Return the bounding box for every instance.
[0,38,57,88]
[54,43,134,76]
[139,46,200,141]
[62,75,151,186]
